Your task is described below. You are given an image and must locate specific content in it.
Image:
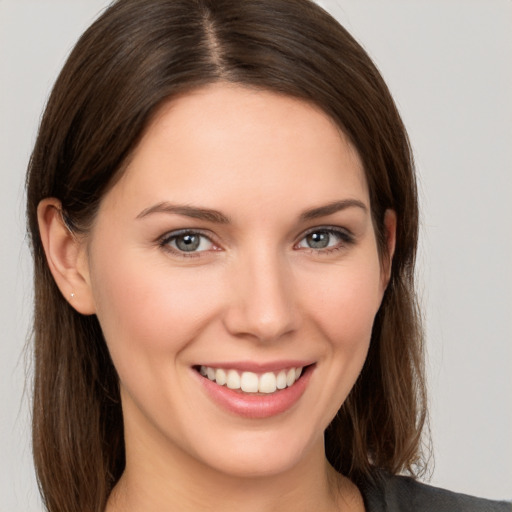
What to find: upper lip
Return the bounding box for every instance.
[195,360,314,373]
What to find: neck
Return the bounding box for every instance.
[106,431,362,512]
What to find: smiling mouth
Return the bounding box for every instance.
[195,365,306,394]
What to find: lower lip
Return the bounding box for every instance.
[195,365,314,419]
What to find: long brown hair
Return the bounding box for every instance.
[26,1,426,510]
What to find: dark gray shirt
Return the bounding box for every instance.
[359,472,511,512]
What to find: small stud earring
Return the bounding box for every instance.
[70,292,75,299]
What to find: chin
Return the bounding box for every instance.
[172,411,331,481]
[198,436,319,479]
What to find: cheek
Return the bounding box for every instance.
[303,258,383,350]
[89,250,222,366]
[294,256,383,429]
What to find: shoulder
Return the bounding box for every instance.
[359,470,511,512]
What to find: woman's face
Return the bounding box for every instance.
[83,84,392,477]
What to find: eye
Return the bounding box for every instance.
[296,228,353,251]
[160,230,216,254]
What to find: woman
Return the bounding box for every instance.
[26,0,510,511]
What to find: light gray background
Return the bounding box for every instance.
[1,1,510,510]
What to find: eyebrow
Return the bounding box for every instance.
[299,199,367,221]
[136,198,367,224]
[136,202,231,224]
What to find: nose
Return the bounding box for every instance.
[223,250,299,343]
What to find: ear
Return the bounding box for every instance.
[37,198,96,315]
[380,209,397,290]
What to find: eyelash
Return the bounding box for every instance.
[158,226,355,258]
[158,229,218,258]
[295,226,355,255]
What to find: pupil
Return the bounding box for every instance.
[307,231,329,249]
[176,234,200,251]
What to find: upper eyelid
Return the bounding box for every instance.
[298,225,354,239]
[159,228,215,242]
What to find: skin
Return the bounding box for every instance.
[39,84,396,511]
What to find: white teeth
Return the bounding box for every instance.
[226,369,241,390]
[240,372,259,393]
[276,370,287,390]
[199,365,304,394]
[286,368,296,387]
[259,372,277,394]
[215,368,227,386]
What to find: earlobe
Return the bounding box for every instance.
[381,209,397,289]
[37,198,96,315]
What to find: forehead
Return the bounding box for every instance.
[100,84,369,218]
